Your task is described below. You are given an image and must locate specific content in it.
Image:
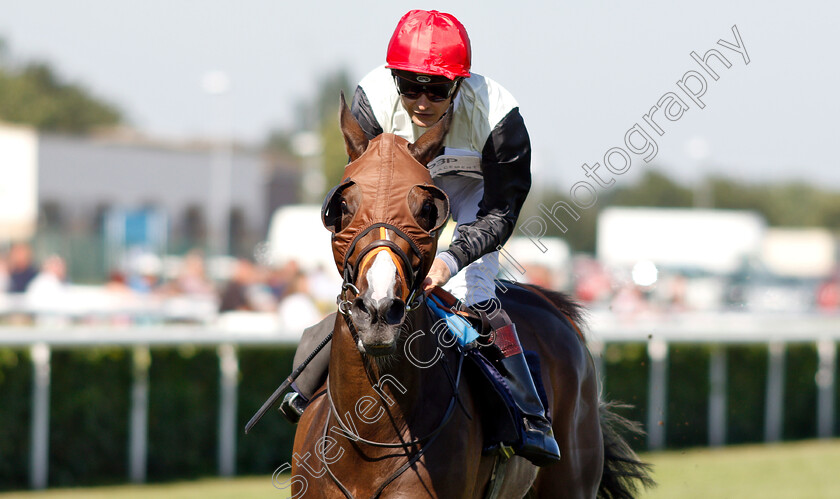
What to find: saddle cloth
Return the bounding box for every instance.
[425,289,550,454]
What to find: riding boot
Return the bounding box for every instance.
[278,313,335,424]
[492,315,562,466]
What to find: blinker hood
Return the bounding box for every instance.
[321,133,449,284]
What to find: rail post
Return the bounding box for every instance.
[816,339,836,439]
[217,343,239,477]
[647,339,668,450]
[29,342,51,490]
[764,341,786,443]
[708,345,727,447]
[129,346,151,483]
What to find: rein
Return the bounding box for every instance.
[322,306,466,498]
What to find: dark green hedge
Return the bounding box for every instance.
[0,346,296,491]
[0,342,836,490]
[0,348,32,488]
[599,343,836,450]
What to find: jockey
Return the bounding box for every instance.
[281,9,561,466]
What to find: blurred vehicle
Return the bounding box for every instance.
[262,204,335,273]
[724,262,817,313]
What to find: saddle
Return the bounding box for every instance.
[426,288,551,456]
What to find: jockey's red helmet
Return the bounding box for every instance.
[385,10,471,81]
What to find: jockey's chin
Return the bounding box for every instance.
[401,94,451,128]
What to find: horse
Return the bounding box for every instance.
[288,95,653,498]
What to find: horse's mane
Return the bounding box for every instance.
[512,282,588,330]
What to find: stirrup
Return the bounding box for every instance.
[517,417,562,466]
[279,391,308,424]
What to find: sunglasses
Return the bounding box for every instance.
[394,75,459,102]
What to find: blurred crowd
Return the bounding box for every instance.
[2,242,838,329]
[0,242,341,328]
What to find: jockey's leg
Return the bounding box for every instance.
[488,306,562,467]
[445,253,561,466]
[278,312,335,423]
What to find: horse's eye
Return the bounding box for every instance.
[340,199,350,215]
[420,200,433,218]
[418,200,437,231]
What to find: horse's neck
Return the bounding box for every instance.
[328,307,447,426]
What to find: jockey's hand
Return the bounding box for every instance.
[422,257,452,295]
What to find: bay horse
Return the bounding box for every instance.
[289,96,653,498]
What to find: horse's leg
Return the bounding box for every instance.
[503,301,603,499]
[532,345,604,498]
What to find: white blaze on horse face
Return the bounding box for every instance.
[366,251,397,303]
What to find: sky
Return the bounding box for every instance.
[0,0,838,191]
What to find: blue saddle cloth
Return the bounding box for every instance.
[425,295,550,454]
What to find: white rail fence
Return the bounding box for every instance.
[1,311,838,489]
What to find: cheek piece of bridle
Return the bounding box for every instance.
[325,133,449,317]
[335,223,425,316]
[244,134,448,435]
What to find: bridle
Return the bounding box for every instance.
[327,219,468,498]
[336,222,429,317]
[322,308,467,499]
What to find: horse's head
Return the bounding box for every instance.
[321,93,450,356]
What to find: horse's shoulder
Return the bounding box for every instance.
[292,388,330,452]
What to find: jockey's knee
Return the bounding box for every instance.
[292,312,335,399]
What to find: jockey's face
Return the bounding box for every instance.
[393,71,458,128]
[400,92,452,128]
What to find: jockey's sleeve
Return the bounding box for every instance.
[442,107,532,273]
[350,86,383,141]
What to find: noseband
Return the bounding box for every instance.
[337,222,427,315]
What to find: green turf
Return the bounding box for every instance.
[0,476,291,499]
[2,440,839,498]
[640,439,840,499]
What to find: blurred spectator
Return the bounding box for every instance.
[128,253,163,294]
[277,270,322,331]
[8,242,38,293]
[219,259,272,312]
[266,260,300,301]
[817,271,840,311]
[610,282,648,317]
[521,263,553,288]
[105,270,132,293]
[26,255,68,306]
[165,249,215,297]
[306,264,344,308]
[573,257,612,304]
[0,253,9,292]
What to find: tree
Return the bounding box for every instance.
[606,171,693,208]
[264,69,354,199]
[0,61,122,133]
[312,70,354,189]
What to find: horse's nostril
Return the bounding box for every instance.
[383,299,406,325]
[353,297,370,318]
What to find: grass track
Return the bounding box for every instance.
[2,439,839,498]
[640,439,840,498]
[0,476,291,499]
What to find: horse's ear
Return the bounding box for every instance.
[408,106,452,166]
[339,91,369,162]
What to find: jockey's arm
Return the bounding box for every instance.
[349,86,532,277]
[440,108,532,275]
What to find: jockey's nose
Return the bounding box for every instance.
[415,94,431,108]
[352,295,406,327]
